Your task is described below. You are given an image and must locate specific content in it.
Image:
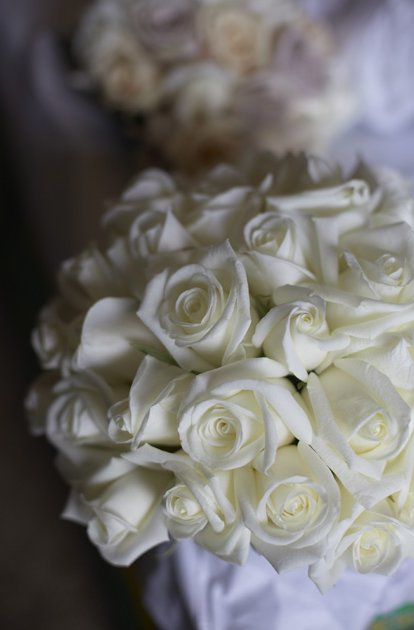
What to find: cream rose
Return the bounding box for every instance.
[370,167,414,229]
[178,358,312,471]
[138,242,259,371]
[131,0,197,61]
[77,7,161,113]
[155,64,240,173]
[101,39,160,112]
[125,445,251,564]
[265,179,372,285]
[339,223,414,303]
[348,335,414,393]
[163,63,235,124]
[305,359,412,507]
[237,442,340,572]
[184,183,262,247]
[265,179,371,215]
[64,461,172,565]
[241,212,315,295]
[305,284,414,369]
[75,297,166,383]
[199,4,272,75]
[127,207,197,258]
[103,169,180,234]
[310,490,414,593]
[58,246,127,312]
[108,356,193,447]
[164,475,250,564]
[253,286,346,380]
[32,300,81,372]
[45,370,119,450]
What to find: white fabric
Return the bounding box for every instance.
[140,540,414,630]
[321,0,414,134]
[339,0,414,133]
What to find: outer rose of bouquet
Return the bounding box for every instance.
[74,0,354,172]
[27,152,414,591]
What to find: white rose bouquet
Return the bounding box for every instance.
[74,0,354,171]
[27,152,414,591]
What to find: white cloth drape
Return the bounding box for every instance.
[139,540,414,630]
[302,0,414,134]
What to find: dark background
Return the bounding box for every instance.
[0,1,143,628]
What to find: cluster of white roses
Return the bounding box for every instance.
[74,0,354,171]
[27,152,414,592]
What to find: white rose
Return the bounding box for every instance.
[163,63,236,124]
[164,475,250,564]
[178,358,312,471]
[127,206,197,258]
[164,482,209,539]
[103,169,180,234]
[349,334,414,393]
[25,371,59,436]
[75,297,166,383]
[138,242,259,371]
[125,445,251,564]
[264,179,372,285]
[184,184,261,247]
[131,0,198,61]
[305,359,412,507]
[57,443,135,494]
[253,286,346,380]
[32,300,81,372]
[310,489,414,592]
[64,461,172,565]
[241,152,343,196]
[237,442,340,572]
[99,37,160,112]
[103,207,197,293]
[241,212,315,295]
[45,370,120,449]
[58,246,126,312]
[77,7,161,113]
[265,178,371,215]
[370,167,414,230]
[307,284,414,368]
[108,355,193,447]
[199,4,272,75]
[339,223,414,303]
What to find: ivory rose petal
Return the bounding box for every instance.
[304,360,412,507]
[178,358,312,471]
[75,297,166,383]
[237,442,340,572]
[124,444,251,564]
[108,355,193,447]
[310,488,414,593]
[138,242,259,371]
[67,464,172,566]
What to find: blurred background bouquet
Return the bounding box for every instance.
[74,0,355,172]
